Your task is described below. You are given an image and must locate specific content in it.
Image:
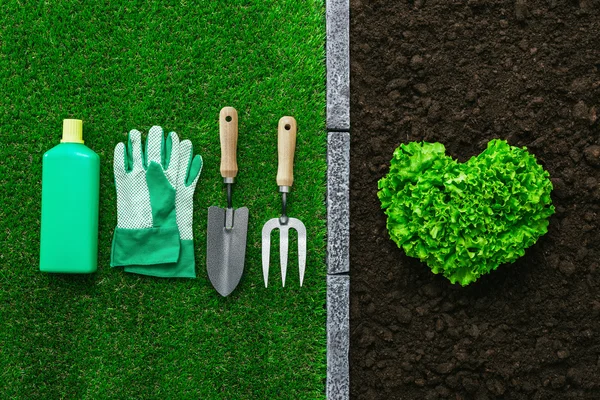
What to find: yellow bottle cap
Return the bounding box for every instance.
[61,119,84,144]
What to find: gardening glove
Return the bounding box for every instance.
[111,126,181,267]
[124,131,203,278]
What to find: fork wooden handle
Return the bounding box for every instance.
[220,107,238,179]
[276,116,297,188]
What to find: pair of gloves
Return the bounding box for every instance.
[110,126,202,278]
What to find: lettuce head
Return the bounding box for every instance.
[377,139,554,286]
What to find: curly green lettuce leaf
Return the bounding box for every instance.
[378,139,554,286]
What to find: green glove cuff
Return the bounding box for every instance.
[123,240,196,278]
[110,226,181,266]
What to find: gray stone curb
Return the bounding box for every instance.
[327,132,350,275]
[327,275,350,400]
[326,0,350,132]
[326,0,350,397]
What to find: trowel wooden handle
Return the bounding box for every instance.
[219,107,238,179]
[276,116,297,187]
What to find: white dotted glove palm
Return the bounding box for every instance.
[111,126,202,278]
[111,126,181,266]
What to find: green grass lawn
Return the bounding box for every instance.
[0,1,326,398]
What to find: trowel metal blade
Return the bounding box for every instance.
[206,206,249,297]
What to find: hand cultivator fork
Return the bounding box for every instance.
[262,117,307,287]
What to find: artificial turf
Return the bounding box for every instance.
[0,1,326,398]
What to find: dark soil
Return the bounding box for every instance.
[349,1,600,399]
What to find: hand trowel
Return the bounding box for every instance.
[207,107,249,296]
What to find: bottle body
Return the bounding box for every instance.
[40,143,100,273]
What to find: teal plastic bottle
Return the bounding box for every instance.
[40,119,100,273]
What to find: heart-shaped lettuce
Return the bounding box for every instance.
[378,139,554,286]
